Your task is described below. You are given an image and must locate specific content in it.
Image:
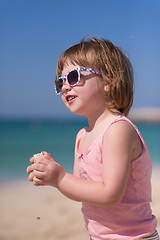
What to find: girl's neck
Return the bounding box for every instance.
[87,107,121,132]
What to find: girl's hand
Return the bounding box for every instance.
[26,151,66,187]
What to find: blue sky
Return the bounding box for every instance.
[0,0,160,119]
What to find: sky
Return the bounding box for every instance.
[0,0,160,120]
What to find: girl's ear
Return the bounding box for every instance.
[104,85,110,93]
[104,85,111,103]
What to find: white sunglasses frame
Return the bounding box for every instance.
[55,67,100,95]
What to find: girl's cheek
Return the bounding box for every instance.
[61,94,65,102]
[78,76,85,86]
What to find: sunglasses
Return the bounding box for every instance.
[55,67,100,95]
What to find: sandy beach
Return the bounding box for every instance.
[0,167,160,240]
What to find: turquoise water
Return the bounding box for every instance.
[0,119,160,181]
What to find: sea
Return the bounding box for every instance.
[0,119,160,181]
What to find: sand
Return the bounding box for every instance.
[0,168,160,240]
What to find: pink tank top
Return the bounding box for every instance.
[75,115,157,240]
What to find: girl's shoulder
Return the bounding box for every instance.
[75,127,87,141]
[103,116,143,161]
[105,119,134,140]
[104,116,139,142]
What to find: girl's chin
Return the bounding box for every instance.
[67,106,85,116]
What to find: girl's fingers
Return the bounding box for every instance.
[34,162,45,172]
[30,157,35,164]
[33,169,46,179]
[28,171,34,181]
[27,162,45,176]
[28,169,45,183]
[33,176,45,186]
[34,157,47,165]
[27,152,56,186]
[27,164,34,174]
[42,151,53,160]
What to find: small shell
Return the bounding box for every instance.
[33,151,45,159]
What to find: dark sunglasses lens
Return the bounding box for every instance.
[68,70,78,86]
[55,78,63,94]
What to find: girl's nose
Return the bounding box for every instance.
[61,80,72,93]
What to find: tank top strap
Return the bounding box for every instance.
[99,114,146,146]
[108,114,145,145]
[75,128,87,154]
[99,114,125,137]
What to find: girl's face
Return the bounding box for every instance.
[60,62,106,117]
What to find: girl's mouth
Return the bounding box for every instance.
[66,95,77,103]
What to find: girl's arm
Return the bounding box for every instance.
[27,121,140,207]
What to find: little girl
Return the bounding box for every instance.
[27,37,159,240]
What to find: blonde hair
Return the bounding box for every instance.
[56,37,134,116]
